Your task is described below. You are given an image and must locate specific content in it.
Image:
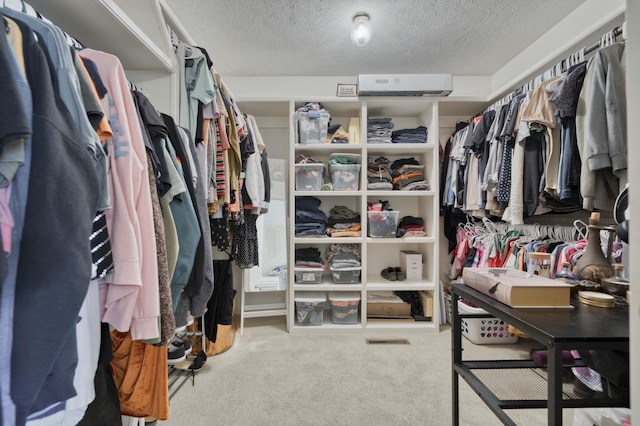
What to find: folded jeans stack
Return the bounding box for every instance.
[367,117,394,144]
[391,125,428,143]
[295,196,327,237]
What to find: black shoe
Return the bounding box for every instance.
[168,343,186,365]
[188,351,207,372]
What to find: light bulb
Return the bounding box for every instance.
[351,13,371,47]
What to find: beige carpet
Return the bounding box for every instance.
[159,317,575,425]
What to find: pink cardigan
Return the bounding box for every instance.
[80,49,160,341]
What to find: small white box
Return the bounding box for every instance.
[400,250,422,281]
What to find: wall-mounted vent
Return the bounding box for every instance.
[358,74,453,97]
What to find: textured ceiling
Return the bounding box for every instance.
[164,0,587,77]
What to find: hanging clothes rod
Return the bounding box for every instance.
[584,26,623,55]
[488,22,626,111]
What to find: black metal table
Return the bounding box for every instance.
[451,283,629,426]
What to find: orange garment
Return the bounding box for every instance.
[392,171,424,185]
[327,223,362,237]
[110,331,169,420]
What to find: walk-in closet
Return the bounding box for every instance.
[0,0,637,425]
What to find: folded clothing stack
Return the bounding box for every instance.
[295,196,327,237]
[390,157,430,191]
[397,216,426,237]
[391,125,428,143]
[326,123,349,144]
[294,247,325,268]
[367,117,394,144]
[326,205,361,237]
[367,156,393,190]
[325,243,361,269]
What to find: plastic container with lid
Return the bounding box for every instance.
[329,164,361,191]
[296,110,331,144]
[295,163,324,191]
[328,292,360,324]
[294,267,324,284]
[295,292,327,325]
[367,210,400,237]
[329,266,361,284]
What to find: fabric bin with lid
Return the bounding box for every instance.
[296,110,331,144]
[367,210,400,237]
[294,267,324,284]
[328,292,360,324]
[458,300,518,344]
[295,292,326,326]
[329,266,361,284]
[295,163,324,191]
[329,164,361,191]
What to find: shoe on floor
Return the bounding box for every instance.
[168,343,186,365]
[188,351,207,372]
[381,267,397,281]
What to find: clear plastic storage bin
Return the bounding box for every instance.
[295,292,326,326]
[458,300,518,345]
[328,292,360,324]
[329,266,361,284]
[329,164,361,191]
[294,267,324,284]
[367,211,400,237]
[295,163,324,191]
[296,111,330,144]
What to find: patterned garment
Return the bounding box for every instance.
[215,119,226,200]
[230,202,259,269]
[210,203,230,251]
[90,212,113,280]
[146,154,175,345]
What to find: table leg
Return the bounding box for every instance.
[547,344,563,425]
[452,292,461,426]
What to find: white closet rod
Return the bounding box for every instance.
[489,22,626,110]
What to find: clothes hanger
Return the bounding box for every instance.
[573,219,588,240]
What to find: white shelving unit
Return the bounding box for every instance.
[288,98,440,332]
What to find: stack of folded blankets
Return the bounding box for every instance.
[397,216,427,237]
[295,247,325,268]
[325,243,361,269]
[391,125,428,143]
[326,205,361,237]
[295,196,327,237]
[390,158,430,191]
[367,117,394,144]
[367,156,393,190]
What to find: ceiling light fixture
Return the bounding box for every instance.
[351,13,371,47]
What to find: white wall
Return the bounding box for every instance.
[224,75,492,101]
[489,0,626,99]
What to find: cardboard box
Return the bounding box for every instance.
[367,301,411,317]
[400,250,423,281]
[419,291,433,318]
